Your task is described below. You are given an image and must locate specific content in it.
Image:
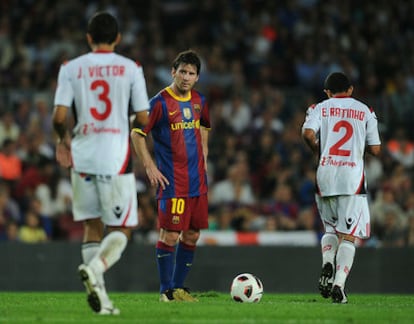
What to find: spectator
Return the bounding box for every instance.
[0,138,22,187]
[210,157,256,209]
[386,128,414,168]
[18,210,48,243]
[0,111,20,146]
[220,92,252,135]
[263,183,299,231]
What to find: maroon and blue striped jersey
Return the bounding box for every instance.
[141,86,211,199]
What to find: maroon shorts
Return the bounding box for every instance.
[157,194,209,231]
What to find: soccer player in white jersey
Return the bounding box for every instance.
[52,12,149,314]
[302,72,381,303]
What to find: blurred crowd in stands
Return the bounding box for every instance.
[1,0,414,247]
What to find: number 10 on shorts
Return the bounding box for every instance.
[171,198,185,214]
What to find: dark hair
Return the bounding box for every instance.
[172,50,201,75]
[87,12,119,44]
[324,72,351,94]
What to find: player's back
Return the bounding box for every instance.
[314,96,375,195]
[55,52,146,175]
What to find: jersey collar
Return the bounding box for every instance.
[93,49,113,53]
[166,86,191,102]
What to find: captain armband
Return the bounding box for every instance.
[132,128,147,137]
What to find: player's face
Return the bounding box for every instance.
[172,63,199,95]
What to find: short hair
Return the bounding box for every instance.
[87,12,118,44]
[324,72,351,94]
[172,50,201,75]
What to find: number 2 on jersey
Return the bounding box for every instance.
[90,79,112,120]
[329,120,352,156]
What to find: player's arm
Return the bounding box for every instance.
[302,128,319,154]
[365,111,381,157]
[367,144,381,157]
[52,105,72,168]
[130,113,169,190]
[201,127,209,171]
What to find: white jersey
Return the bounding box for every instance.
[302,96,381,196]
[54,51,149,175]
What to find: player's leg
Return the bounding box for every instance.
[172,229,200,302]
[331,195,368,304]
[72,172,110,313]
[79,173,137,314]
[332,235,355,304]
[315,195,338,298]
[319,230,338,298]
[81,219,105,289]
[172,195,208,302]
[157,228,180,301]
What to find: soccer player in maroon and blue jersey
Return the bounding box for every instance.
[131,50,210,302]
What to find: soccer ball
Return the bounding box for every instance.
[230,273,263,303]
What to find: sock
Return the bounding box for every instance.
[82,242,100,264]
[82,242,105,287]
[156,241,175,293]
[89,231,128,276]
[334,240,355,288]
[321,233,339,266]
[172,241,196,289]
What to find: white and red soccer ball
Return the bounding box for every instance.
[230,273,263,303]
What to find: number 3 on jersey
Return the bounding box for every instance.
[329,120,352,156]
[90,79,112,120]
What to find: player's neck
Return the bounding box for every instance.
[91,44,115,53]
[169,84,190,99]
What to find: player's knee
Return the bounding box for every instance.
[160,230,180,246]
[339,233,356,244]
[83,218,104,242]
[181,230,200,245]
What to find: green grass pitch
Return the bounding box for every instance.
[1,291,413,323]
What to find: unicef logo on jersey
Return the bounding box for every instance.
[170,107,200,131]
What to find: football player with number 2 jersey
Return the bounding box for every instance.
[52,12,149,315]
[302,72,381,303]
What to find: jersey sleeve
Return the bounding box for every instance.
[302,104,320,132]
[366,110,381,146]
[54,63,74,107]
[142,98,164,135]
[200,100,211,129]
[130,64,150,112]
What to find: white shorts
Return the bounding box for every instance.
[315,194,370,239]
[71,171,138,227]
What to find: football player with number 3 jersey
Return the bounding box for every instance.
[302,72,381,303]
[131,50,210,302]
[52,12,150,315]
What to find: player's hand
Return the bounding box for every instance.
[56,141,72,168]
[145,165,169,190]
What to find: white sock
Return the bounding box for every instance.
[82,242,105,287]
[82,242,100,264]
[89,231,128,275]
[321,233,339,266]
[334,240,355,288]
